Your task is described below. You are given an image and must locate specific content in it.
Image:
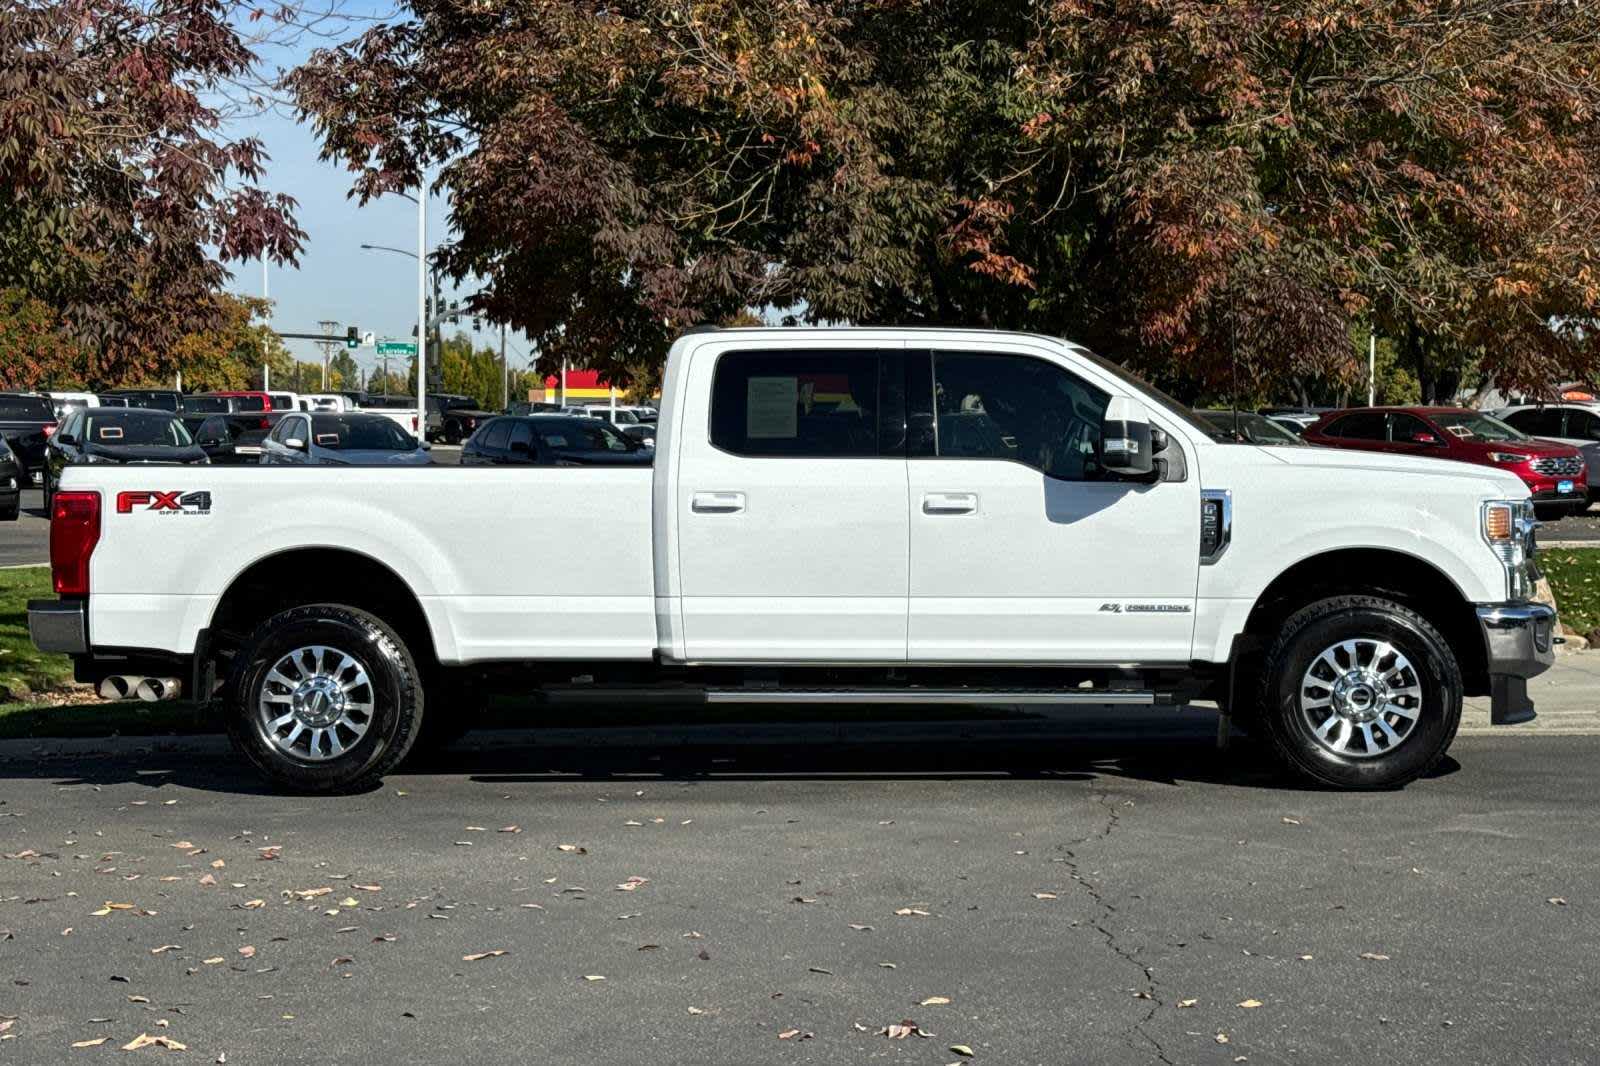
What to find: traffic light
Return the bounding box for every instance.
[345,325,359,349]
[449,300,460,325]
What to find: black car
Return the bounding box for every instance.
[0,435,20,520]
[179,413,268,465]
[44,407,207,505]
[99,388,184,412]
[460,415,653,466]
[0,392,57,486]
[429,393,498,445]
[505,401,563,416]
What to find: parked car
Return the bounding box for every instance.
[44,407,207,507]
[1493,404,1600,503]
[31,327,1556,794]
[198,390,271,413]
[98,388,183,412]
[1197,410,1307,446]
[460,414,653,466]
[505,401,563,416]
[265,391,300,412]
[1304,406,1588,519]
[299,393,354,413]
[428,394,497,444]
[261,413,432,466]
[0,435,20,520]
[568,404,644,425]
[182,414,267,465]
[44,391,100,421]
[0,392,57,486]
[1258,407,1334,436]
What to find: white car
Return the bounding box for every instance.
[44,391,100,421]
[1492,404,1600,502]
[29,327,1553,793]
[298,393,354,413]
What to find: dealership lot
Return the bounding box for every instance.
[1,730,1596,1064]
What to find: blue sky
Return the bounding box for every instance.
[225,6,535,378]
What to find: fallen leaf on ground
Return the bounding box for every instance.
[1032,892,1058,900]
[1359,952,1391,961]
[1177,999,1198,1008]
[338,897,359,908]
[950,1045,975,1057]
[849,923,873,931]
[1281,817,1301,825]
[583,975,606,982]
[882,1021,923,1039]
[150,945,180,954]
[198,875,217,887]
[777,1029,802,1040]
[1547,897,1568,906]
[238,946,255,959]
[288,887,332,900]
[210,860,225,869]
[894,908,930,917]
[556,844,586,854]
[498,826,522,834]
[170,842,194,850]
[122,1034,187,1051]
[352,884,381,893]
[920,996,951,1006]
[240,899,265,910]
[1238,999,1263,1009]
[463,950,508,962]
[792,896,817,904]
[1298,954,1313,961]
[615,877,648,892]
[72,1037,109,1047]
[202,957,225,965]
[686,1007,704,1015]
[1215,1033,1230,1044]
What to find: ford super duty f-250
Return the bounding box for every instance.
[28,328,1554,791]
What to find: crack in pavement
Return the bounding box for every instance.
[1059,792,1175,1066]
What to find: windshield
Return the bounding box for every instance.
[1431,411,1527,442]
[1070,345,1217,438]
[534,418,638,452]
[310,415,416,450]
[85,412,193,447]
[1197,411,1306,446]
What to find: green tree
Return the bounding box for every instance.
[162,295,291,392]
[292,0,1600,399]
[0,288,86,390]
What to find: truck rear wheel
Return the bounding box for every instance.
[225,604,424,792]
[1257,595,1462,790]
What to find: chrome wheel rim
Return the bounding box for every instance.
[256,645,375,761]
[1299,639,1422,759]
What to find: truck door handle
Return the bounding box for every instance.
[922,492,978,515]
[692,491,746,514]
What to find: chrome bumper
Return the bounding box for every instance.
[28,599,88,656]
[1477,602,1556,725]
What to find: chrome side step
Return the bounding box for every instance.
[702,689,1156,706]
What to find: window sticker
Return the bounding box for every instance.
[315,433,341,446]
[98,426,124,440]
[746,376,798,438]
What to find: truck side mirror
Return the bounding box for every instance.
[1101,396,1154,476]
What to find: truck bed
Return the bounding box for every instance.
[66,464,657,662]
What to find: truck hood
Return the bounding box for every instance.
[1254,444,1529,496]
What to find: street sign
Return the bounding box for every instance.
[376,340,417,355]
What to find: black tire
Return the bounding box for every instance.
[224,604,424,793]
[1257,595,1462,790]
[0,496,17,521]
[444,421,462,445]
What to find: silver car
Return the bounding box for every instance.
[260,412,432,466]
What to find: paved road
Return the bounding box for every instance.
[2,727,1596,1065]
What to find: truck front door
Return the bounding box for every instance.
[905,344,1201,662]
[673,344,909,661]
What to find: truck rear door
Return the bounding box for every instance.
[671,342,909,661]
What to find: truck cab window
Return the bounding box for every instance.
[927,352,1110,480]
[710,351,891,458]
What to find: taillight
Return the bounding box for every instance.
[411,416,418,431]
[259,417,271,430]
[51,491,100,596]
[42,422,57,438]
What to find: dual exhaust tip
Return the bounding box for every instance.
[97,675,181,702]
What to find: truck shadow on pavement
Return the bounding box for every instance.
[7,706,1461,794]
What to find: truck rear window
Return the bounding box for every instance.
[0,396,53,420]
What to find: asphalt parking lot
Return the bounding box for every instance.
[1,727,1596,1065]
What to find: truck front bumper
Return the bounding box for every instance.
[1477,602,1556,725]
[29,598,88,655]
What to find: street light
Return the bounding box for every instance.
[358,227,430,432]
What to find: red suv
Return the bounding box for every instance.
[1304,406,1588,518]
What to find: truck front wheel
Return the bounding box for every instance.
[1257,595,1462,790]
[225,604,424,792]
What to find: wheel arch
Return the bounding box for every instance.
[208,547,443,669]
[1241,547,1488,695]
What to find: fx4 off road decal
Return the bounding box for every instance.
[116,490,213,516]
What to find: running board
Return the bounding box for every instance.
[702,689,1158,706]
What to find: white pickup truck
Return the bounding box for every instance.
[29,327,1553,792]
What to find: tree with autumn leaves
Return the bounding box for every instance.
[0,0,302,387]
[291,0,1600,401]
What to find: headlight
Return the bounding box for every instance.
[1482,499,1537,600]
[1487,452,1527,464]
